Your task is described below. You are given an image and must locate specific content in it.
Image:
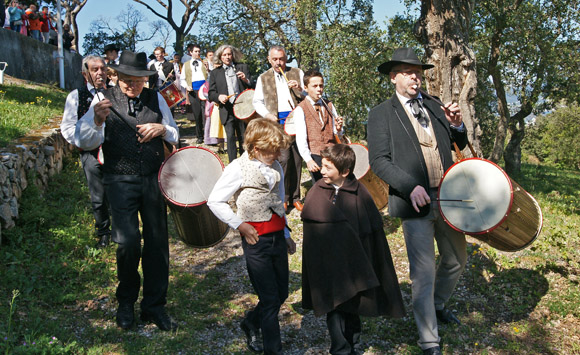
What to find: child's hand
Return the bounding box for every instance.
[238,222,259,244]
[335,116,344,131]
[286,237,296,255]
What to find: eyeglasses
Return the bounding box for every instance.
[394,69,423,77]
[119,78,146,86]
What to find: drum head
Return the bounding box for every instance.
[349,143,370,179]
[158,146,225,207]
[284,109,296,136]
[438,158,512,234]
[198,81,209,101]
[233,89,255,120]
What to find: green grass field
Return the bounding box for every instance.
[0,151,578,354]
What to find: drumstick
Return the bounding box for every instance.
[161,68,174,87]
[436,199,474,202]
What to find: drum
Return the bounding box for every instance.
[159,81,186,108]
[438,158,542,252]
[233,89,258,121]
[198,81,209,101]
[283,109,296,136]
[349,143,389,211]
[158,146,229,248]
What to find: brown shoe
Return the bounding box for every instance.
[293,201,304,211]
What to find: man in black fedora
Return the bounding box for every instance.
[367,47,468,355]
[75,50,179,331]
[104,43,121,65]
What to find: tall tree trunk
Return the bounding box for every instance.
[417,0,480,156]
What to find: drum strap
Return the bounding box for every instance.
[453,142,478,161]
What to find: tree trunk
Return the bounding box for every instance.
[417,0,480,156]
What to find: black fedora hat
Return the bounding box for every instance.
[108,51,152,77]
[378,47,434,74]
[103,43,120,54]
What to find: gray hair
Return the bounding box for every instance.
[268,45,287,57]
[82,55,106,73]
[213,44,244,66]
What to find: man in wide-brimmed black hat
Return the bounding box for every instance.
[367,48,468,355]
[76,50,179,332]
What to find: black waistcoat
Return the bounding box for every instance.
[102,86,164,176]
[77,85,94,119]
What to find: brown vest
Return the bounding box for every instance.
[400,97,444,188]
[261,67,302,115]
[299,99,335,155]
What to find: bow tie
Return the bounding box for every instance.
[128,97,142,116]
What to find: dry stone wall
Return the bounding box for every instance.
[0,117,74,242]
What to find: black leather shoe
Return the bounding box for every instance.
[95,234,111,249]
[240,321,263,353]
[423,346,442,355]
[141,309,178,331]
[436,308,461,325]
[116,303,134,330]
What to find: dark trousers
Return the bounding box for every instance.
[224,113,246,163]
[188,91,204,140]
[80,150,111,237]
[326,310,361,355]
[279,139,303,203]
[309,154,323,183]
[104,173,169,314]
[242,230,289,355]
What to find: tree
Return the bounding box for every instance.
[132,0,205,52]
[57,0,88,52]
[82,5,159,55]
[472,0,580,173]
[416,0,479,155]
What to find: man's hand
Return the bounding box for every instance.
[442,102,462,127]
[93,99,112,126]
[136,123,166,143]
[218,94,229,104]
[306,159,320,172]
[238,222,259,245]
[236,71,249,84]
[410,185,431,213]
[287,80,299,89]
[286,237,296,255]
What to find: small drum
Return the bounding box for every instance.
[159,81,186,108]
[198,81,209,101]
[158,146,229,248]
[233,89,258,121]
[283,109,296,136]
[349,143,389,211]
[438,158,542,252]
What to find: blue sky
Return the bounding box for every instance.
[75,0,408,54]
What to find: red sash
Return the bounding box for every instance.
[247,213,285,236]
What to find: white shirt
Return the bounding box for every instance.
[60,83,97,146]
[207,155,290,238]
[179,59,206,90]
[253,68,304,118]
[295,96,342,163]
[74,91,179,151]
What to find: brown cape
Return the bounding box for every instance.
[301,176,406,318]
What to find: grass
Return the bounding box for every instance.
[0,84,68,147]
[0,148,579,353]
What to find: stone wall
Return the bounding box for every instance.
[0,28,83,90]
[0,118,74,243]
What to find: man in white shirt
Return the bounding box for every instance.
[180,44,208,143]
[252,45,305,211]
[75,51,179,332]
[60,55,111,249]
[149,46,174,90]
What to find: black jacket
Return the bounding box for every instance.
[208,63,253,125]
[367,93,467,218]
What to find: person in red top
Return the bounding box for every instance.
[39,6,53,44]
[25,4,41,41]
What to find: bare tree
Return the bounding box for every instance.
[132,0,205,51]
[59,0,88,51]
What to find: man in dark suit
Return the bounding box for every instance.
[368,48,468,355]
[208,44,253,162]
[149,46,174,90]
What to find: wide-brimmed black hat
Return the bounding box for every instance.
[108,51,152,77]
[378,47,434,74]
[103,43,120,54]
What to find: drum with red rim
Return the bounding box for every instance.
[349,143,389,211]
[159,81,185,108]
[158,146,229,248]
[283,109,296,136]
[438,158,542,251]
[198,81,209,101]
